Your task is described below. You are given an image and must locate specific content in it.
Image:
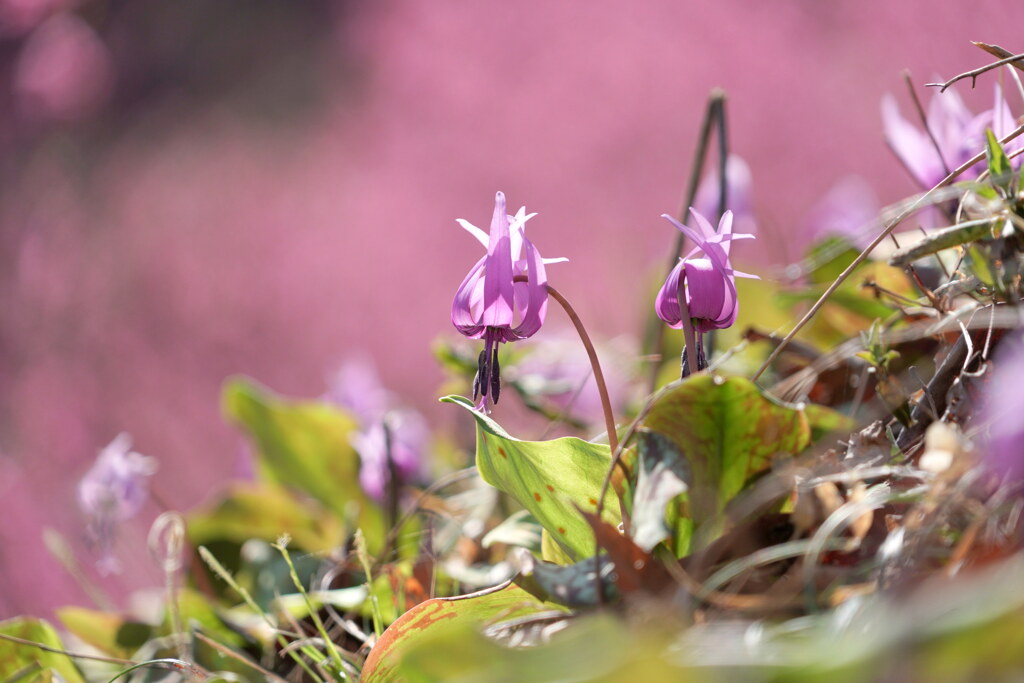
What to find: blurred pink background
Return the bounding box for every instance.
[1,0,1022,617]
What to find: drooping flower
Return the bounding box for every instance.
[655,208,757,334]
[78,433,158,574]
[452,191,566,409]
[326,356,428,502]
[882,85,1021,190]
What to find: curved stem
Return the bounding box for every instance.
[544,284,619,456]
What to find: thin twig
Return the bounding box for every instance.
[905,71,952,178]
[752,122,1024,383]
[927,52,1024,92]
[192,632,289,683]
[0,631,136,666]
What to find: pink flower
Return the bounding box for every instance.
[451,191,566,408]
[882,85,1021,190]
[655,208,757,334]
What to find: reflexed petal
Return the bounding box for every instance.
[882,94,943,188]
[456,218,490,247]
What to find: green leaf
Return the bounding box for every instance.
[805,236,861,286]
[639,376,811,551]
[516,552,618,608]
[56,608,152,660]
[222,377,385,549]
[442,396,621,562]
[187,481,345,553]
[0,618,85,683]
[985,128,1013,193]
[361,581,560,683]
[630,431,690,552]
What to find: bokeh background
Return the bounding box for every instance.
[1,0,1022,617]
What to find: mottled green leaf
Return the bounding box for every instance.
[631,431,690,552]
[222,377,385,549]
[361,581,559,683]
[442,395,621,562]
[640,375,811,552]
[0,618,85,682]
[516,551,617,608]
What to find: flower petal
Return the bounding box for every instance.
[451,256,487,338]
[481,191,515,328]
[512,234,549,338]
[654,260,686,329]
[456,218,490,248]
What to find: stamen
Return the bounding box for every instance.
[490,346,501,404]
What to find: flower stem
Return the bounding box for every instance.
[544,284,619,456]
[677,293,701,377]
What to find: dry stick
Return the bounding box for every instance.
[905,71,952,179]
[192,632,289,683]
[751,122,1024,383]
[928,52,1024,92]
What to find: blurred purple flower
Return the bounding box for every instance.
[0,0,65,36]
[882,85,1020,190]
[656,208,757,334]
[78,433,157,574]
[692,154,757,238]
[13,12,114,121]
[452,191,566,409]
[805,176,881,249]
[350,411,429,502]
[512,331,637,426]
[325,355,391,423]
[983,335,1024,482]
[326,357,428,501]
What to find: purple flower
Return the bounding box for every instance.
[512,331,638,427]
[882,85,1021,190]
[452,191,566,409]
[78,433,158,574]
[326,357,428,502]
[982,335,1024,482]
[804,176,881,249]
[692,154,757,238]
[350,410,429,502]
[655,208,757,335]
